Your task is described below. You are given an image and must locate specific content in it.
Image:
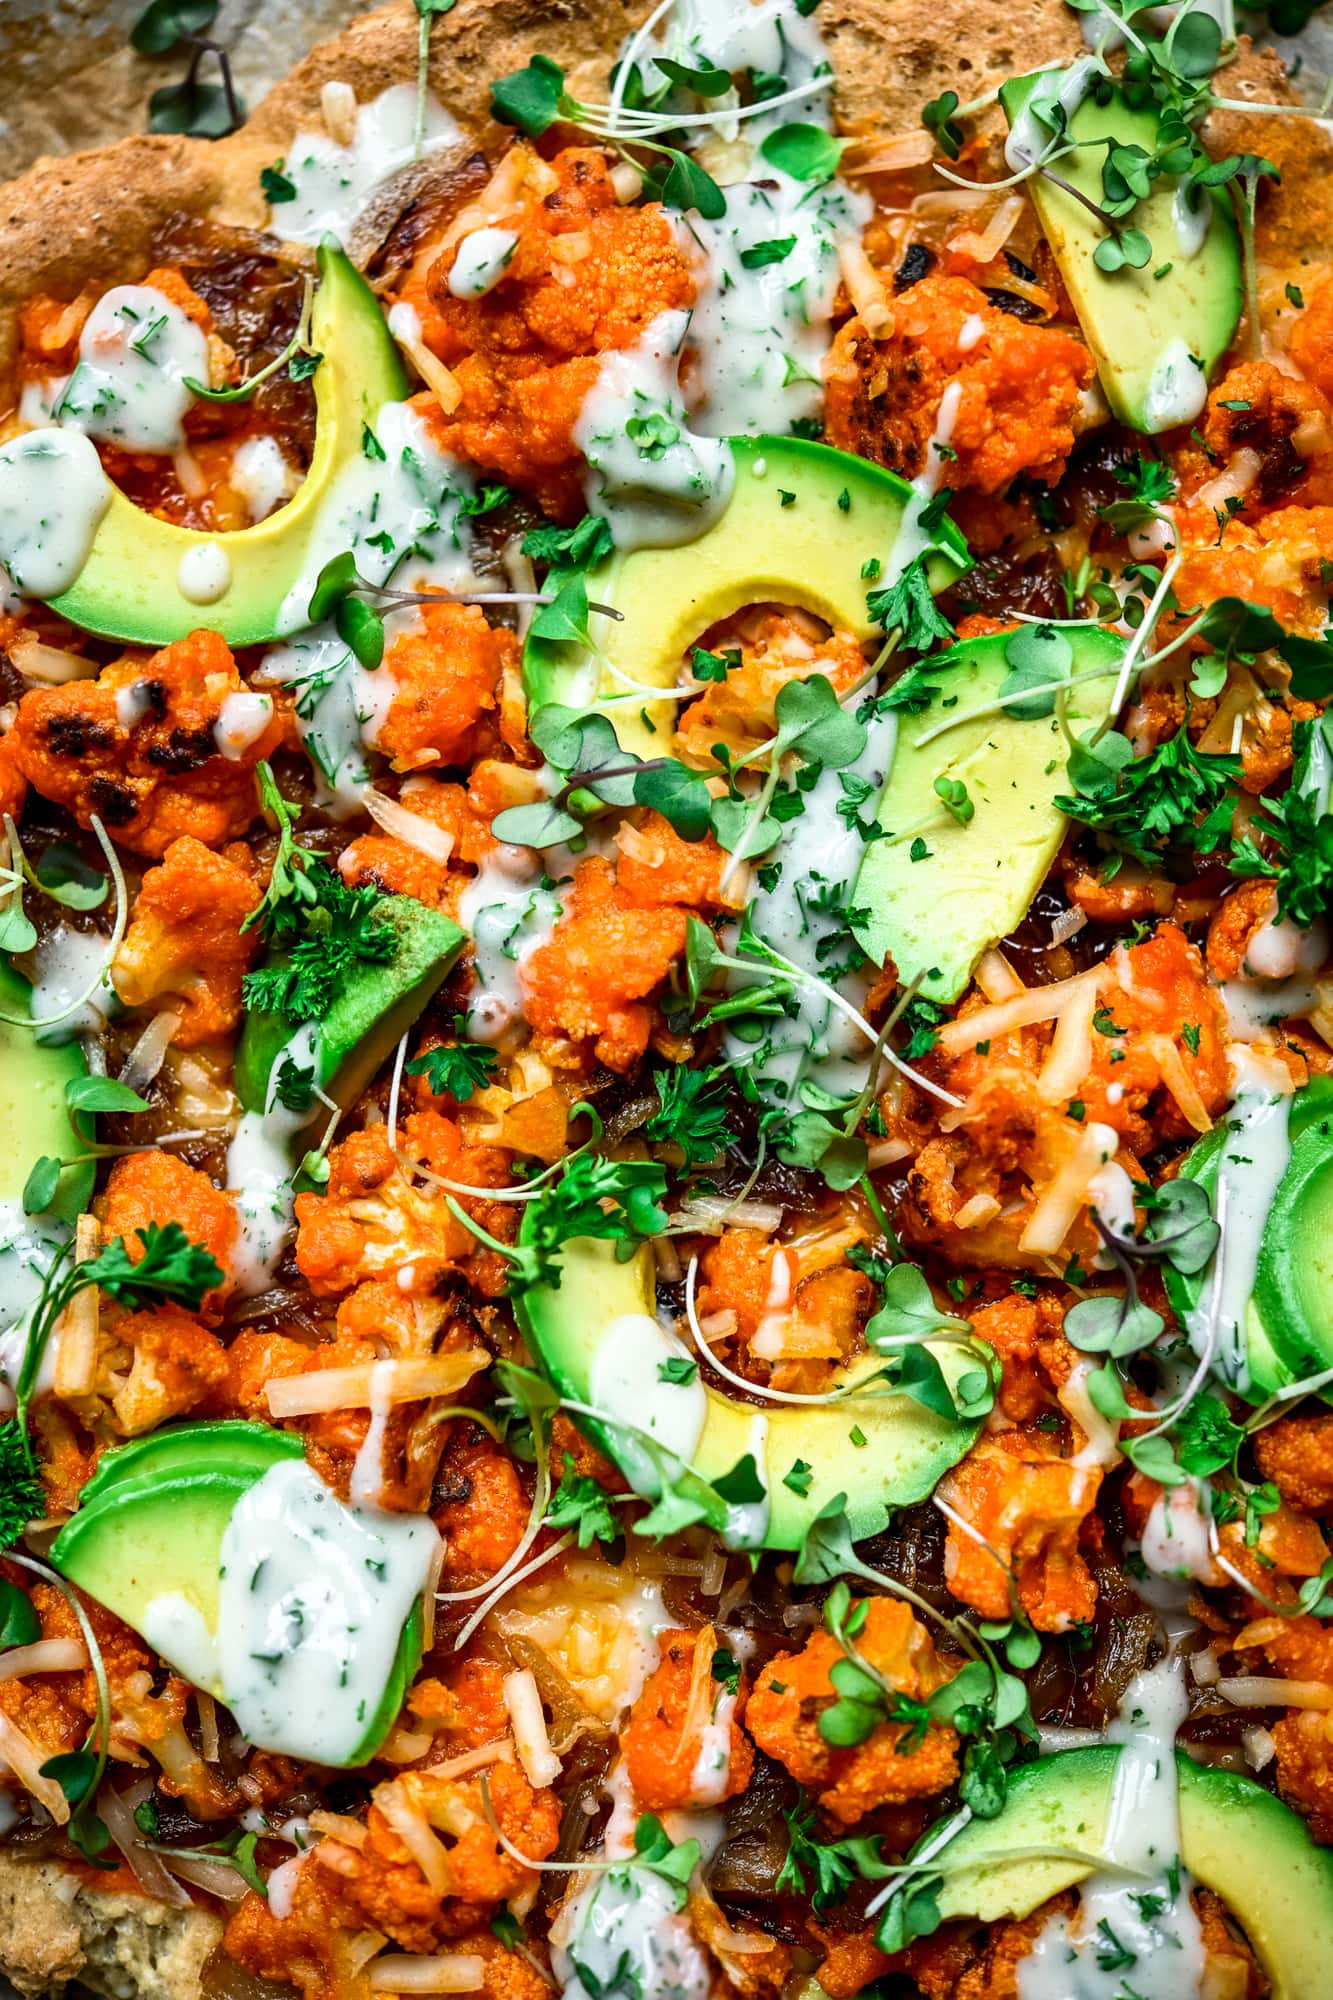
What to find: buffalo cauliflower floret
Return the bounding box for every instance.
[112,834,260,1044]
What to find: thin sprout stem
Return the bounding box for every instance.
[1245,1361,1333,1433]
[0,817,128,1030]
[451,1534,575,1650]
[684,1256,879,1406]
[605,0,677,137]
[581,73,826,133]
[911,664,1122,750]
[934,139,1077,195]
[1093,552,1183,742]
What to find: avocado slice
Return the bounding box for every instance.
[1165,1078,1333,1394]
[235,894,465,1118]
[522,436,970,761]
[851,625,1124,1004]
[923,1747,1333,1997]
[1000,72,1242,435]
[514,1234,982,1550]
[46,241,408,648]
[79,1418,304,1511]
[0,958,93,1221]
[50,1426,424,1767]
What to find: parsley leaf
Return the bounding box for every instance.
[407,1042,500,1101]
[866,557,956,651]
[545,1454,621,1548]
[643,1066,737,1166]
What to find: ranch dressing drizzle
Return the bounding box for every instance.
[145,1458,439,1764]
[0,430,112,599]
[231,435,296,523]
[455,844,564,1044]
[1144,338,1209,432]
[448,228,520,299]
[575,311,735,552]
[1017,1657,1206,2000]
[225,1022,322,1295]
[552,1757,714,2000]
[258,401,480,813]
[41,284,209,453]
[0,1202,72,1412]
[590,1311,709,1483]
[1184,1044,1294,1391]
[270,84,462,246]
[724,698,898,1105]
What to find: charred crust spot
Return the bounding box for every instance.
[145,727,217,773]
[87,776,137,825]
[983,288,1047,323]
[434,1468,476,1508]
[893,243,935,293]
[46,714,114,758]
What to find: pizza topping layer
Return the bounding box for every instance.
[3,0,1333,1995]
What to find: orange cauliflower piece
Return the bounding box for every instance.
[100,1151,235,1313]
[615,811,739,912]
[746,1599,959,1826]
[415,146,696,514]
[112,834,260,1045]
[340,776,498,906]
[376,602,518,773]
[315,1759,560,1949]
[105,1303,228,1435]
[1177,358,1333,516]
[0,733,27,823]
[1169,502,1333,638]
[294,1117,514,1297]
[938,1435,1101,1632]
[824,275,1093,496]
[409,1658,511,1749]
[434,1428,533,1591]
[522,855,687,1072]
[8,630,283,856]
[1254,1415,1333,1515]
[623,1625,755,1810]
[673,613,866,767]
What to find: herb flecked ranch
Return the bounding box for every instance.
[4,0,1333,1994]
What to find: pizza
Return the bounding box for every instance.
[0,0,1332,1995]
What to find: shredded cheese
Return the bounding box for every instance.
[1218,1676,1333,1710]
[53,1213,101,1399]
[1019,1120,1116,1254]
[368,1956,486,1993]
[265,1348,488,1418]
[0,1637,86,1681]
[502,1669,563,1790]
[1037,979,1098,1104]
[937,969,1097,1057]
[838,240,893,339]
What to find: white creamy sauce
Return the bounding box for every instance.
[1243,912,1327,980]
[687,171,870,440]
[1004,59,1100,173]
[271,84,462,246]
[590,1311,708,1479]
[350,1357,396,1508]
[1172,182,1212,259]
[689,1684,738,1805]
[1017,1658,1206,2000]
[144,1458,439,1764]
[725,703,897,1103]
[0,1201,72,1413]
[635,0,833,104]
[1141,1477,1216,1584]
[214,690,275,761]
[0,429,112,598]
[1088,1158,1137,1265]
[456,845,564,1043]
[448,227,520,299]
[1144,338,1208,433]
[575,311,735,551]
[275,400,478,635]
[231,434,296,522]
[31,925,117,1045]
[115,679,155,731]
[259,401,479,811]
[225,1024,321,1294]
[1186,1046,1293,1390]
[1221,972,1318,1040]
[177,539,232,606]
[880,379,962,588]
[45,284,208,453]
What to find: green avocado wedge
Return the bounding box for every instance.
[852,624,1125,1004]
[50,1427,423,1768]
[0,958,94,1221]
[78,1419,304,1512]
[1165,1076,1333,1395]
[48,241,408,647]
[921,1749,1333,2000]
[235,895,465,1119]
[514,1233,982,1550]
[522,436,969,762]
[1000,72,1242,435]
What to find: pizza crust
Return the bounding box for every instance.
[0,1853,220,2000]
